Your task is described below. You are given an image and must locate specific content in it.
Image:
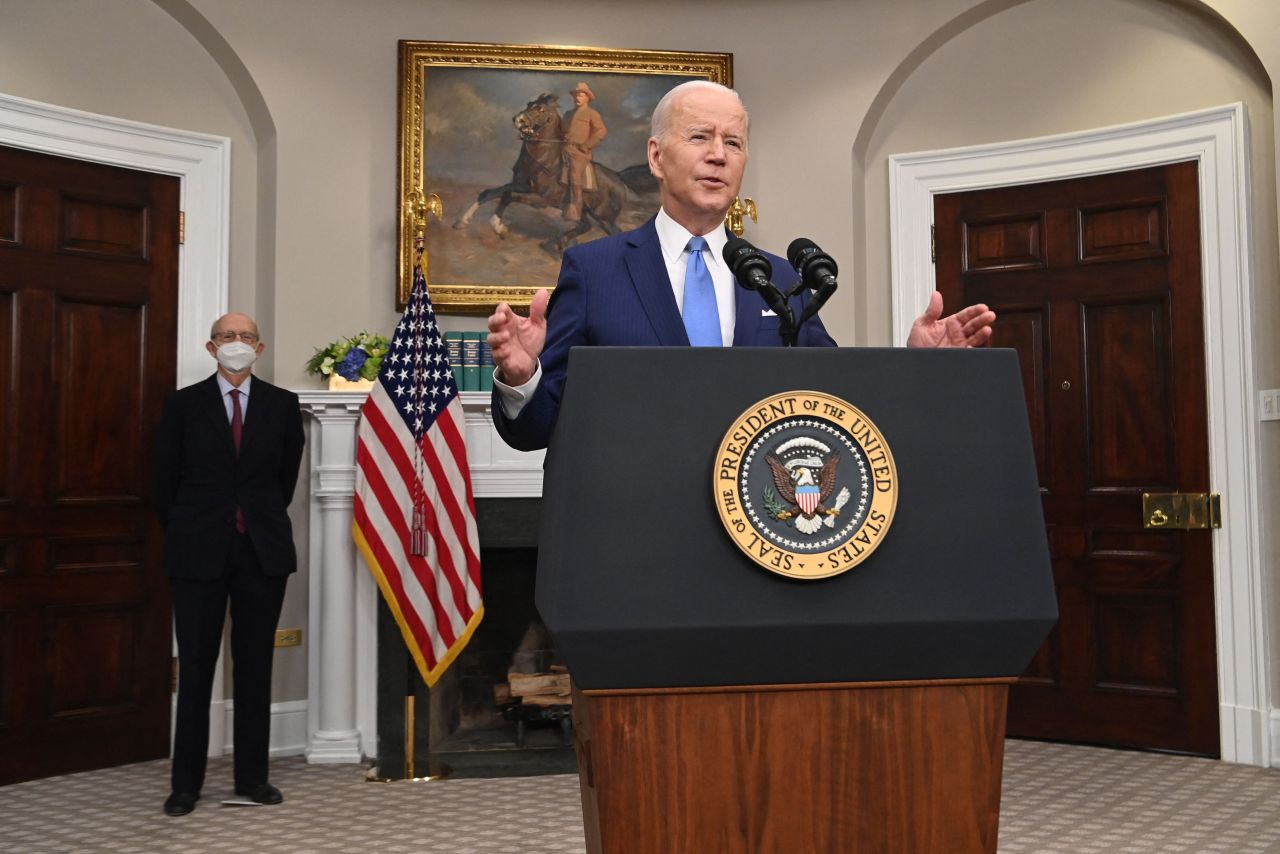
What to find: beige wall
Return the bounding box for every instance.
[2,0,1276,730]
[2,0,266,351]
[864,0,1275,346]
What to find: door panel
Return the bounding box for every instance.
[0,144,178,784]
[1082,298,1173,488]
[49,604,142,715]
[0,289,11,503]
[59,195,149,260]
[0,182,16,242]
[55,300,148,500]
[964,214,1045,271]
[990,306,1049,478]
[935,162,1217,755]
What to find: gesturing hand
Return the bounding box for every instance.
[487,288,550,386]
[906,291,996,348]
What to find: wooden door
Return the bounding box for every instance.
[934,162,1218,755]
[0,144,179,783]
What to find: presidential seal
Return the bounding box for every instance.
[714,391,898,580]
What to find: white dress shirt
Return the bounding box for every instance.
[216,372,252,422]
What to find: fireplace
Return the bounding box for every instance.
[299,390,551,771]
[374,497,577,778]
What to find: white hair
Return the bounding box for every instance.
[649,80,748,140]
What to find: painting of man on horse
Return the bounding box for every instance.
[452,88,659,257]
[420,69,677,286]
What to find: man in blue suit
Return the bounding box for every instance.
[488,80,994,452]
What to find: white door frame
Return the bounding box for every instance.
[0,91,229,387]
[0,90,233,752]
[889,103,1269,766]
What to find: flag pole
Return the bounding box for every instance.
[360,190,455,783]
[364,682,452,782]
[405,695,415,779]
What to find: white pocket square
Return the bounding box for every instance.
[761,308,777,317]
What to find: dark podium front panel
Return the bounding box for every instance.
[536,347,1056,690]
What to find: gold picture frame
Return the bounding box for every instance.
[397,40,733,312]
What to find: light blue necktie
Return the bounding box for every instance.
[682,236,720,346]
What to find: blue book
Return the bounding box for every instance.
[479,340,495,392]
[461,332,482,392]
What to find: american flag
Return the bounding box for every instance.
[352,256,482,687]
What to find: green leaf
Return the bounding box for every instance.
[763,485,787,521]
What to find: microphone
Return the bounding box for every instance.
[787,238,839,296]
[786,237,839,328]
[723,236,774,292]
[723,237,794,331]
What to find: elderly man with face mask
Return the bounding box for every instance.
[487,80,996,453]
[151,312,305,816]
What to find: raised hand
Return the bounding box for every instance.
[487,288,550,386]
[906,291,995,348]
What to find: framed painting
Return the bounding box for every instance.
[397,40,733,312]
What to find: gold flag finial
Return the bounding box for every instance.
[401,190,445,305]
[407,190,444,243]
[725,197,758,237]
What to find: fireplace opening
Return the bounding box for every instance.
[434,546,572,754]
[375,499,577,778]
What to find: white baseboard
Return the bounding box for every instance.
[267,700,309,757]
[1268,708,1280,767]
[171,698,310,759]
[219,699,308,757]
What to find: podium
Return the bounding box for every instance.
[536,347,1057,853]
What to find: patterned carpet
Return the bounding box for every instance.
[2,739,1280,853]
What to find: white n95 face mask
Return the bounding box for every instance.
[215,341,258,373]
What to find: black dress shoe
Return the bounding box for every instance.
[234,782,283,805]
[163,792,199,816]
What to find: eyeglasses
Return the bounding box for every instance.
[212,331,260,344]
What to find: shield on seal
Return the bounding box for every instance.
[796,484,820,516]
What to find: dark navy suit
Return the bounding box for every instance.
[152,374,304,795]
[153,375,304,580]
[493,217,836,451]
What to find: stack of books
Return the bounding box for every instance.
[443,331,494,392]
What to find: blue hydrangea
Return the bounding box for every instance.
[336,346,368,380]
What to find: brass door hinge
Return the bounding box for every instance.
[1143,492,1221,529]
[178,210,185,245]
[930,225,936,263]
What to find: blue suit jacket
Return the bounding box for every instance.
[492,217,837,451]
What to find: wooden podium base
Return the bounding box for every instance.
[572,678,1013,854]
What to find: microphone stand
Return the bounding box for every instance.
[781,309,798,348]
[757,281,797,347]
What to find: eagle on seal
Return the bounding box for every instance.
[766,450,842,535]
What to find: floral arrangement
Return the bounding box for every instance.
[305,331,390,382]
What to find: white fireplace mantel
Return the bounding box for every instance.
[297,389,544,762]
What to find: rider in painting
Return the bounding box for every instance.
[561,82,608,222]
